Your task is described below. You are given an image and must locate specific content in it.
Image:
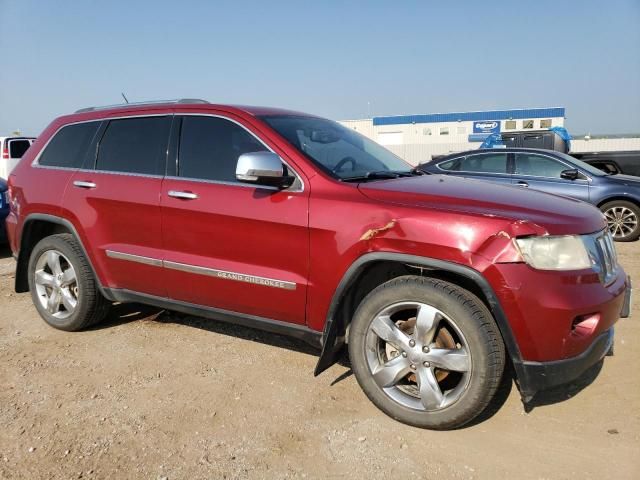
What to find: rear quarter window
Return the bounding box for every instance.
[38,122,102,168]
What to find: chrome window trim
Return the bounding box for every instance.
[437,151,593,182]
[175,113,304,193]
[105,249,297,291]
[31,114,170,170]
[164,175,279,191]
[105,250,163,267]
[31,112,305,192]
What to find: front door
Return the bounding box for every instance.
[161,114,309,324]
[512,152,590,202]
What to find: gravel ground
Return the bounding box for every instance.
[0,243,638,479]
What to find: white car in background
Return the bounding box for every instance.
[1,136,36,179]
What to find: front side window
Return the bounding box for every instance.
[96,116,171,175]
[515,153,568,178]
[178,116,268,182]
[259,115,411,180]
[38,122,101,168]
[523,120,534,129]
[441,153,508,174]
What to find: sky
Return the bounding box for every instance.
[1,0,639,137]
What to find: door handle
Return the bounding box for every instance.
[168,190,198,200]
[516,181,529,187]
[73,181,97,189]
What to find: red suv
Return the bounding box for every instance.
[5,100,631,429]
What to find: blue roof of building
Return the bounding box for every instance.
[372,107,565,126]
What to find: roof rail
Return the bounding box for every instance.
[75,98,209,113]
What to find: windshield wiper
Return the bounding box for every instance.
[341,171,405,182]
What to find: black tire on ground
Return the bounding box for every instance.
[27,233,110,331]
[600,200,640,242]
[348,275,505,430]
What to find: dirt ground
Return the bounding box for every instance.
[0,243,638,480]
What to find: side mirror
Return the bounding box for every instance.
[236,152,294,189]
[560,168,579,180]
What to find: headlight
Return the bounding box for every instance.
[515,235,592,271]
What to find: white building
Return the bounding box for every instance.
[340,107,566,165]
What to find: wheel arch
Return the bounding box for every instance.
[596,195,640,209]
[15,214,110,299]
[314,253,527,389]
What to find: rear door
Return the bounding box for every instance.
[437,151,513,186]
[63,114,172,296]
[161,114,309,324]
[512,152,590,201]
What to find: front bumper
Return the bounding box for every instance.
[516,327,614,398]
[508,276,630,399]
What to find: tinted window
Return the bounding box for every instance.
[96,116,171,175]
[178,116,268,182]
[38,122,101,168]
[442,153,508,174]
[8,140,31,158]
[515,153,567,177]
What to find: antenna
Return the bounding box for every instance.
[121,92,129,104]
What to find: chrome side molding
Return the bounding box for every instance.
[105,250,296,290]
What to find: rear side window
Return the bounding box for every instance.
[441,153,508,174]
[178,116,268,182]
[8,140,31,159]
[38,122,101,168]
[96,116,171,175]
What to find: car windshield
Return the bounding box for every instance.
[555,152,607,176]
[259,115,412,180]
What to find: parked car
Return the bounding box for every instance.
[571,150,640,177]
[0,136,35,179]
[421,148,640,242]
[5,100,631,430]
[0,177,8,244]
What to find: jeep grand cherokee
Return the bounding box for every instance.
[5,99,632,429]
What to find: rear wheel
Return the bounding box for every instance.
[28,234,110,331]
[348,276,505,430]
[601,200,640,242]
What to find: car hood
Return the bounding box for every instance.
[358,174,606,236]
[604,173,640,186]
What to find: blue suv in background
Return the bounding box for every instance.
[0,178,9,244]
[420,148,640,241]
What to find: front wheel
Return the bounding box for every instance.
[600,200,640,242]
[348,276,505,430]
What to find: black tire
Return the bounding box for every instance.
[600,200,640,242]
[27,233,110,331]
[348,276,505,430]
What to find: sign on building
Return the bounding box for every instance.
[473,121,501,134]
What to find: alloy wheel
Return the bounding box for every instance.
[604,206,638,239]
[34,250,79,319]
[365,301,472,411]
